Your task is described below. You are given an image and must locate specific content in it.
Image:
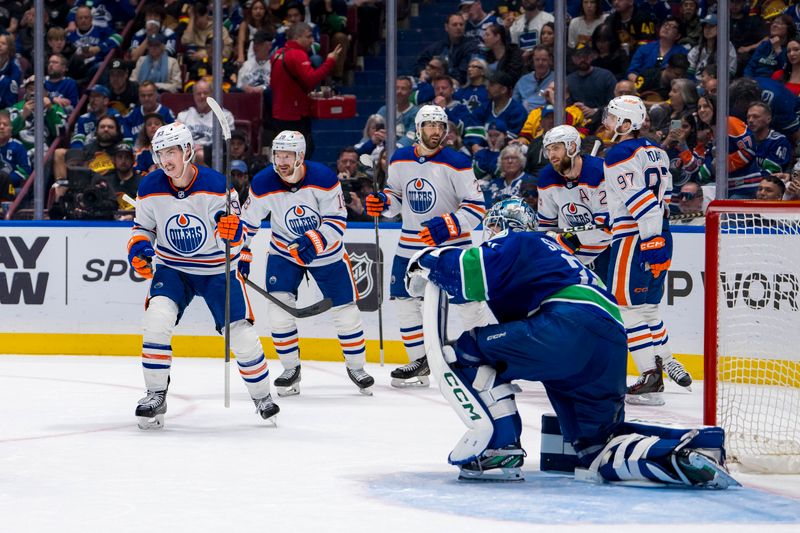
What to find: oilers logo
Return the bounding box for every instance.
[165,213,207,254]
[405,178,437,214]
[284,205,321,236]
[560,202,593,227]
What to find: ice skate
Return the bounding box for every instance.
[136,389,167,430]
[673,449,741,489]
[458,445,526,482]
[347,367,375,396]
[390,356,430,388]
[274,365,301,397]
[253,394,280,425]
[626,367,665,406]
[659,355,693,391]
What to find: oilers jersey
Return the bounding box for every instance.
[603,138,672,242]
[241,161,348,267]
[537,154,611,264]
[429,230,622,327]
[385,146,486,259]
[131,165,241,276]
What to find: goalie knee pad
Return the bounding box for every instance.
[331,303,366,368]
[396,297,425,361]
[268,292,300,368]
[141,296,179,391]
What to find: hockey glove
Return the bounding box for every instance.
[216,213,244,245]
[639,235,671,278]
[419,213,461,246]
[365,192,389,217]
[547,231,582,254]
[127,235,155,279]
[289,230,327,265]
[238,247,252,278]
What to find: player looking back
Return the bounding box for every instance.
[366,105,487,387]
[239,131,374,396]
[403,198,738,489]
[127,122,279,429]
[602,96,692,405]
[537,125,611,283]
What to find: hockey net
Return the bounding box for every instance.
[704,200,800,473]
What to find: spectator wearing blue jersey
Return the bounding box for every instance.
[746,102,793,175]
[464,71,528,151]
[66,5,122,81]
[473,119,509,180]
[124,81,176,141]
[484,143,531,204]
[129,5,178,62]
[70,85,126,149]
[626,16,688,83]
[512,45,554,113]
[0,110,32,191]
[45,54,79,114]
[0,34,23,110]
[460,1,498,42]
[729,76,800,143]
[744,14,796,78]
[454,58,490,113]
[133,113,166,175]
[66,0,135,31]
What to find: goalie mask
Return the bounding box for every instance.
[272,130,307,184]
[151,122,195,178]
[483,196,537,239]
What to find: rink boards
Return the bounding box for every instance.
[0,222,711,376]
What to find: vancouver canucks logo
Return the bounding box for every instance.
[165,213,207,254]
[405,178,437,214]
[560,202,593,227]
[284,204,321,236]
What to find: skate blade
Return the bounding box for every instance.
[136,414,165,430]
[458,467,524,482]
[667,376,693,392]
[390,376,430,388]
[277,385,300,397]
[686,453,741,489]
[260,413,279,427]
[357,386,374,396]
[625,392,665,406]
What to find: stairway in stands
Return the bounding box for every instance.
[311,0,461,168]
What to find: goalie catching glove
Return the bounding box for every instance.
[127,235,155,279]
[289,230,327,265]
[639,235,670,278]
[419,212,461,246]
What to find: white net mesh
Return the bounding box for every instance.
[715,210,800,473]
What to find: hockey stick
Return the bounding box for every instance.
[359,153,384,366]
[545,211,706,234]
[243,278,333,318]
[590,139,601,157]
[206,96,233,409]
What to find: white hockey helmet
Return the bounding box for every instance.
[271,130,307,183]
[543,125,582,158]
[483,196,537,239]
[604,96,647,139]
[151,122,195,169]
[415,104,449,138]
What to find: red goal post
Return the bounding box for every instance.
[704,200,800,472]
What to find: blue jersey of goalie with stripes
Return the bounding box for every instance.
[428,230,622,328]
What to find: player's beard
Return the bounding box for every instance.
[555,156,572,176]
[418,131,443,154]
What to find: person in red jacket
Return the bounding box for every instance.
[270,22,343,158]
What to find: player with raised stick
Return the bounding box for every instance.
[127,122,279,429]
[404,197,738,488]
[239,130,374,396]
[537,125,612,284]
[365,104,487,388]
[602,96,692,405]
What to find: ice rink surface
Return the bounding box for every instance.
[2,355,799,533]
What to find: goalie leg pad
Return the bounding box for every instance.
[142,296,179,392]
[268,292,301,369]
[230,319,271,400]
[331,303,367,369]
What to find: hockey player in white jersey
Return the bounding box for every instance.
[127,122,279,429]
[365,105,487,387]
[602,96,692,405]
[538,125,611,284]
[239,131,374,396]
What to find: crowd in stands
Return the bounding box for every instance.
[2,0,800,221]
